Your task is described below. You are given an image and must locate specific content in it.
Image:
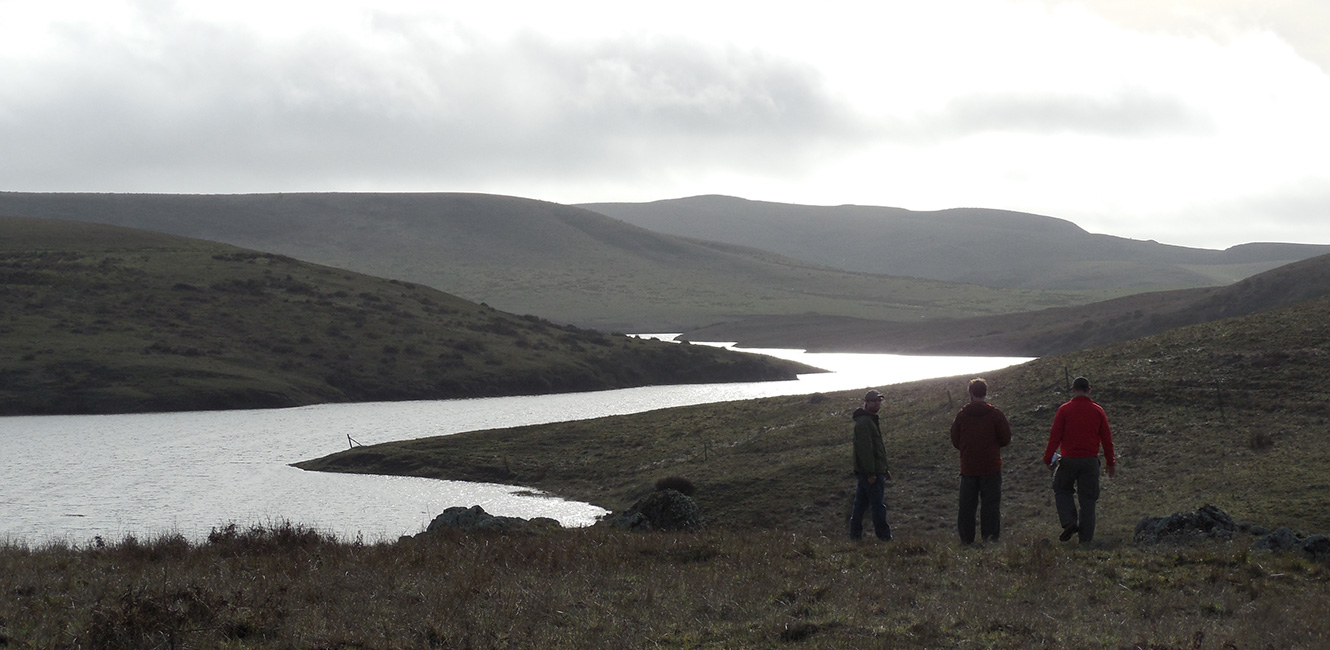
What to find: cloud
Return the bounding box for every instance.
[2,0,1329,248]
[0,5,866,192]
[1038,0,1330,74]
[895,88,1215,141]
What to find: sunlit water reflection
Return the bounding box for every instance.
[0,339,1030,544]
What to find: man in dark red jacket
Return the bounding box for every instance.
[950,378,1012,544]
[1042,376,1116,544]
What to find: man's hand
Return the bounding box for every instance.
[884,471,892,482]
[1106,464,1117,478]
[867,474,877,484]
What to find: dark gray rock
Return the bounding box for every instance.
[1134,504,1237,545]
[1238,522,1269,536]
[1251,530,1330,560]
[1132,507,1328,561]
[422,505,561,534]
[1254,527,1301,552]
[1302,535,1330,557]
[613,489,704,531]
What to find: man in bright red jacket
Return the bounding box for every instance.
[950,378,1011,544]
[1043,376,1116,544]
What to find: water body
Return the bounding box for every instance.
[0,342,1030,544]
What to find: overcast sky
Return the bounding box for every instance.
[3,0,1329,249]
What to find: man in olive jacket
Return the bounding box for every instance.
[849,389,893,541]
[950,378,1012,544]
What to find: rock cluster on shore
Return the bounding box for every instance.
[417,505,562,535]
[412,486,707,537]
[1135,504,1330,560]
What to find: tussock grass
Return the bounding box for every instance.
[2,524,1327,648]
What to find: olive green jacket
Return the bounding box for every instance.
[852,409,889,475]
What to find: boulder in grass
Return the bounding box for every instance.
[1303,535,1330,558]
[1253,529,1330,560]
[613,489,704,531]
[1253,527,1302,553]
[1133,504,1237,545]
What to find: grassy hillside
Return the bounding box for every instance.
[300,293,1330,543]
[0,216,812,416]
[582,195,1330,290]
[682,252,1330,355]
[0,192,1110,331]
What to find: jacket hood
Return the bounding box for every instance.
[959,401,994,417]
[852,407,876,420]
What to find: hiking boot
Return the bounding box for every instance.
[1059,523,1080,542]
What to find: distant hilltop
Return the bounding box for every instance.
[580,195,1330,291]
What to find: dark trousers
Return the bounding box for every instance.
[958,473,1001,544]
[849,473,892,540]
[1053,456,1101,543]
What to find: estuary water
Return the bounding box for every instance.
[0,341,1030,544]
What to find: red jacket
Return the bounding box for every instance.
[1043,395,1115,466]
[950,401,1012,476]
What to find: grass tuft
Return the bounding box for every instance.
[654,475,697,496]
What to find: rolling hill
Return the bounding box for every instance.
[581,195,1330,290]
[0,216,813,416]
[0,192,1124,331]
[681,252,1330,355]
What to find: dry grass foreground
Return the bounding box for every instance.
[6,297,1330,647]
[2,523,1328,648]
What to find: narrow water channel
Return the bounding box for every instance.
[0,343,1030,544]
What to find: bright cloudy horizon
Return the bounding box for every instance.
[3,0,1329,250]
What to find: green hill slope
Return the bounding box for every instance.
[299,292,1330,542]
[0,216,813,416]
[582,195,1330,290]
[682,252,1330,355]
[0,192,1105,331]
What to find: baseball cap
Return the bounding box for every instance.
[865,389,885,402]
